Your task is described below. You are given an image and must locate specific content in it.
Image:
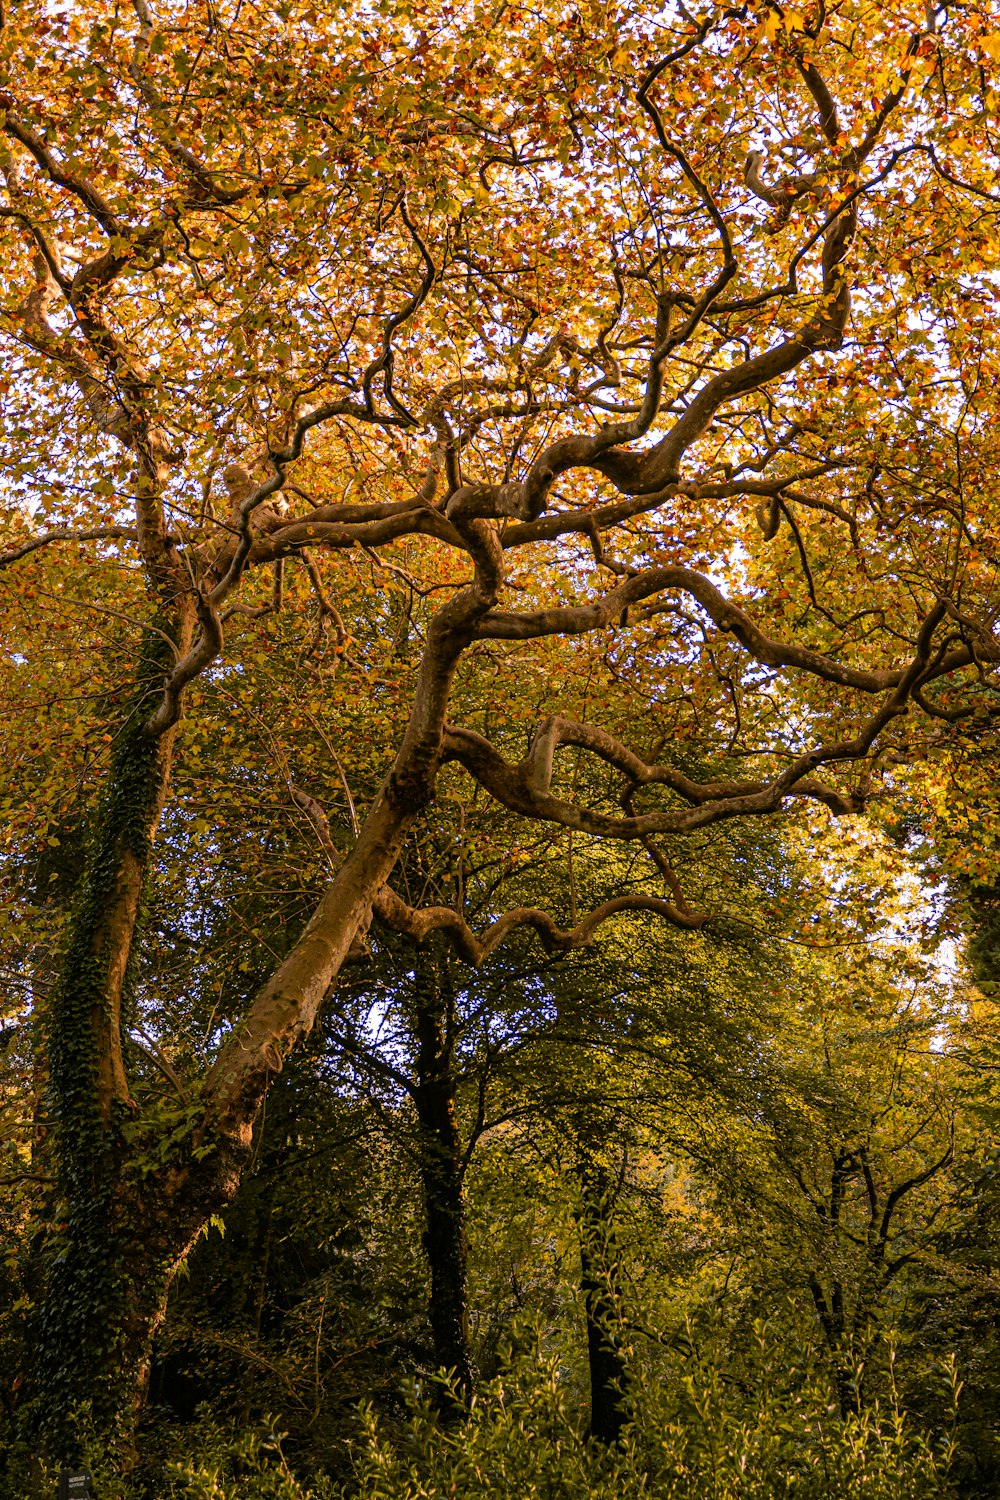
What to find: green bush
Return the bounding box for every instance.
[2,1326,954,1500]
[168,1419,334,1500]
[326,1333,956,1500]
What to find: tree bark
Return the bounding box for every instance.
[24,613,195,1472]
[808,1271,861,1419]
[577,1149,630,1445]
[411,948,475,1409]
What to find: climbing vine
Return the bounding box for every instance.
[31,622,180,1458]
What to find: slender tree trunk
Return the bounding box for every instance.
[808,1271,861,1418]
[576,1150,629,1445]
[412,948,475,1408]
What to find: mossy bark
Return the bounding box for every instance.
[25,618,195,1468]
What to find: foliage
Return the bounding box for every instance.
[166,1332,958,1500]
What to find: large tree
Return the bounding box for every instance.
[1,0,998,1464]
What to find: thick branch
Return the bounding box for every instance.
[202,514,506,1142]
[475,567,986,694]
[440,619,946,838]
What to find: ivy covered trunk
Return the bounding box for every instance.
[412,949,475,1406]
[25,616,196,1469]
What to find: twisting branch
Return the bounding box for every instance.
[128,0,250,205]
[636,72,736,300]
[361,196,437,421]
[0,526,138,568]
[289,778,705,963]
[144,584,222,736]
[373,883,705,965]
[441,607,950,838]
[474,565,988,692]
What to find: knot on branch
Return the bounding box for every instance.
[756,497,782,540]
[223,461,287,533]
[744,149,830,233]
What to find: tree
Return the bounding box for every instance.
[1,0,997,1466]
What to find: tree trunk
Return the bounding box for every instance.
[412,948,475,1409]
[577,1151,629,1445]
[24,617,194,1470]
[808,1271,861,1419]
[21,506,501,1462]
